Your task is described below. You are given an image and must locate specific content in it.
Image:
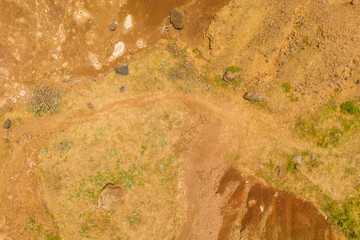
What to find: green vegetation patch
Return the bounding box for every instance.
[340,101,359,115]
[296,101,360,148]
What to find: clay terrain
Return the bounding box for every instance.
[0,0,360,239]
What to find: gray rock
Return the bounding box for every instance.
[120,86,126,92]
[170,8,184,30]
[109,23,117,31]
[223,70,238,82]
[243,92,263,102]
[98,184,125,211]
[114,65,129,75]
[3,119,12,129]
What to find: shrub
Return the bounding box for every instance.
[29,84,62,117]
[340,101,359,115]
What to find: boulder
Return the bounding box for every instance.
[243,92,263,102]
[97,184,125,211]
[114,65,129,75]
[170,8,184,30]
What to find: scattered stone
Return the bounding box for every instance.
[120,86,126,92]
[295,163,300,171]
[258,164,264,169]
[351,0,359,5]
[292,155,302,165]
[355,79,360,85]
[4,138,9,143]
[273,192,279,197]
[223,70,238,82]
[98,184,125,211]
[109,23,117,31]
[310,153,315,161]
[3,119,12,129]
[87,102,94,110]
[114,65,129,75]
[170,8,184,30]
[243,92,263,102]
[248,199,256,207]
[356,179,360,184]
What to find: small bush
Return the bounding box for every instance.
[29,84,62,117]
[340,101,359,115]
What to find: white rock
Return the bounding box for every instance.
[112,41,125,57]
[124,14,132,29]
[88,52,102,70]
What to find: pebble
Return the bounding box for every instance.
[120,86,126,92]
[355,79,360,85]
[3,119,12,129]
[4,138,9,143]
[170,8,184,30]
[109,23,117,31]
[273,192,279,197]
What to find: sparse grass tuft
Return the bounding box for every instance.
[29,84,62,117]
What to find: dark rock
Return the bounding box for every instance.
[109,23,117,31]
[243,92,263,102]
[98,184,125,211]
[4,138,9,143]
[351,0,359,5]
[223,70,238,82]
[3,119,12,129]
[355,79,360,85]
[120,86,126,92]
[87,102,94,110]
[170,8,184,30]
[114,65,129,75]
